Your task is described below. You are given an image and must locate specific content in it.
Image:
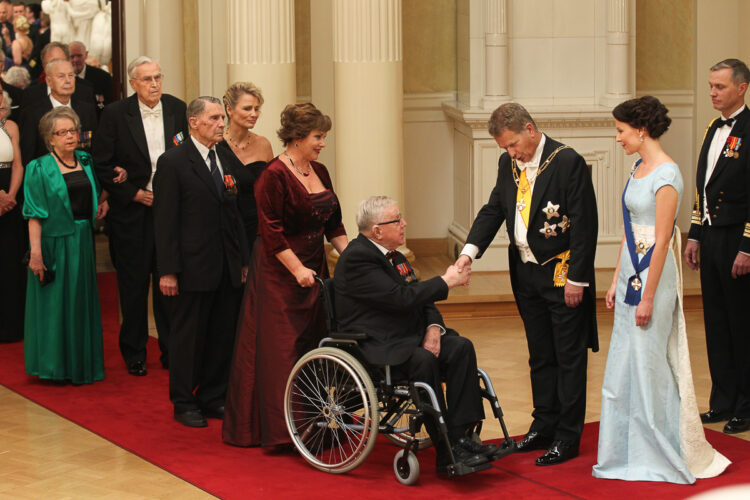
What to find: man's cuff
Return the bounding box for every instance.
[566,279,589,287]
[427,323,446,336]
[460,244,479,261]
[688,238,700,243]
[740,251,750,257]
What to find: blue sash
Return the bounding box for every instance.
[621,160,674,305]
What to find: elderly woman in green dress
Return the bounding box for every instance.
[23,106,108,384]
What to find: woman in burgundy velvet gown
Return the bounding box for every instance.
[223,103,348,447]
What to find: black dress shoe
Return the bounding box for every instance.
[516,431,553,452]
[535,440,579,466]
[723,417,750,434]
[127,361,147,376]
[202,406,225,419]
[174,410,207,428]
[456,436,499,457]
[436,443,488,473]
[700,408,733,423]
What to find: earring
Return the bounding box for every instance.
[295,142,299,147]
[639,134,644,142]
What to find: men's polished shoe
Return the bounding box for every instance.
[516,431,553,452]
[202,406,225,419]
[723,417,750,434]
[436,443,488,473]
[700,409,733,423]
[127,361,147,376]
[456,436,499,458]
[535,440,579,466]
[174,410,207,428]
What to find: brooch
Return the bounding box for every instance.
[558,215,570,233]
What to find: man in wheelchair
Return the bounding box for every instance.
[333,196,501,473]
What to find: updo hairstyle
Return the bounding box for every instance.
[612,95,671,139]
[14,15,30,34]
[223,82,264,117]
[277,103,331,147]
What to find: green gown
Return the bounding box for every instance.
[22,151,104,384]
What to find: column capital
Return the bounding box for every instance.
[227,0,295,65]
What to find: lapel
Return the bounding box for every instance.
[706,106,750,189]
[186,137,221,201]
[42,154,73,217]
[358,234,403,283]
[162,97,177,150]
[696,119,719,189]
[527,135,559,224]
[125,95,150,164]
[76,151,99,222]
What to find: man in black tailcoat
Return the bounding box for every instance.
[685,58,750,434]
[153,96,248,428]
[93,56,188,376]
[69,41,113,111]
[19,58,97,165]
[335,196,500,474]
[455,103,598,466]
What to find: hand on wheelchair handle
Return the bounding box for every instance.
[294,267,317,288]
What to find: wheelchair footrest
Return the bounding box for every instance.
[440,461,492,477]
[487,439,517,461]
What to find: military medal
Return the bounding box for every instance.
[173,132,185,146]
[553,250,570,287]
[516,199,527,212]
[542,201,560,220]
[723,136,742,158]
[635,240,649,255]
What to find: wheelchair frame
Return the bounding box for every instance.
[283,277,516,484]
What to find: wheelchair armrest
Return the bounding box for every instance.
[329,331,368,341]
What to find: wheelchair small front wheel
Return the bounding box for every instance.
[393,450,420,485]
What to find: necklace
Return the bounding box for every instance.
[53,150,77,170]
[226,132,251,151]
[511,145,570,191]
[285,152,311,177]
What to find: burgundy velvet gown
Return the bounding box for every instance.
[222,157,346,447]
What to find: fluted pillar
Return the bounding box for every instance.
[226,0,296,152]
[600,0,633,106]
[482,0,510,109]
[333,0,405,237]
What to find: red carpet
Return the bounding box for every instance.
[1,272,750,499]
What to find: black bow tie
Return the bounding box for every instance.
[716,117,735,128]
[385,250,400,262]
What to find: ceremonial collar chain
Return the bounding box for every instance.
[511,145,570,189]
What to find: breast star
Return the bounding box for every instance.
[542,201,560,220]
[558,215,570,233]
[539,222,558,239]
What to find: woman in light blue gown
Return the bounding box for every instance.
[593,96,730,483]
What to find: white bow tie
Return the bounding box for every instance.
[142,108,161,118]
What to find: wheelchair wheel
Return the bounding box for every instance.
[284,347,378,474]
[384,401,432,450]
[393,450,420,485]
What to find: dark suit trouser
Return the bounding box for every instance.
[700,224,750,417]
[398,335,485,443]
[510,256,590,443]
[167,266,241,413]
[108,207,170,365]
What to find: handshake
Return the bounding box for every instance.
[441,254,473,288]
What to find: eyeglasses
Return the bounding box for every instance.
[376,214,403,226]
[52,128,78,137]
[134,74,163,84]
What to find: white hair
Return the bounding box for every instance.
[127,56,159,79]
[356,196,397,233]
[4,65,30,88]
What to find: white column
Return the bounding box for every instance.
[310,0,336,182]
[600,0,633,106]
[333,0,404,234]
[482,0,510,109]
[226,0,296,154]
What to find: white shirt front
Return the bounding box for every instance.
[139,100,165,191]
[190,135,223,176]
[703,105,746,224]
[49,94,71,108]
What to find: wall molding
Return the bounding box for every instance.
[403,92,457,123]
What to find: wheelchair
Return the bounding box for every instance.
[283,277,516,485]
